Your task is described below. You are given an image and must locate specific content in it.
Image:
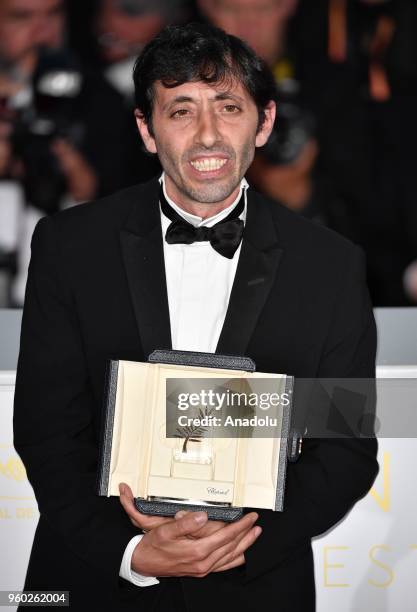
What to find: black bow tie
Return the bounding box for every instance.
[160,186,245,259]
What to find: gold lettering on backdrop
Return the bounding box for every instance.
[0,507,12,519]
[324,546,350,587]
[16,507,36,519]
[0,496,35,501]
[370,452,390,512]
[0,457,27,481]
[368,545,394,587]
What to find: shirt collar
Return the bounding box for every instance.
[159,172,248,228]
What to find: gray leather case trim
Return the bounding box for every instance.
[274,375,294,511]
[148,349,256,372]
[135,499,243,522]
[97,360,119,496]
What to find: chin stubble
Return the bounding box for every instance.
[182,143,254,204]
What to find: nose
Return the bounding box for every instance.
[194,109,222,149]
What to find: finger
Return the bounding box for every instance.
[192,512,258,557]
[212,554,245,572]
[119,483,173,530]
[212,526,262,571]
[140,515,175,530]
[175,510,188,519]
[189,524,260,578]
[186,519,226,539]
[119,482,140,518]
[119,482,134,499]
[158,510,208,540]
[129,513,173,531]
[174,511,225,539]
[207,526,262,572]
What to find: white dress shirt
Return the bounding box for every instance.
[119,173,248,586]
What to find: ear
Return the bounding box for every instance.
[255,100,276,148]
[134,109,157,154]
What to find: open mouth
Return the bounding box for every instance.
[190,158,228,172]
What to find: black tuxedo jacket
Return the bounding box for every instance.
[13,178,378,611]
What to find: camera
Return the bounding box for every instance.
[259,80,315,166]
[12,47,84,213]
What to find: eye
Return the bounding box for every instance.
[223,105,241,113]
[171,108,190,118]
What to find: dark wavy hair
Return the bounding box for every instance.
[133,22,277,136]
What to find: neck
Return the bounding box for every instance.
[164,175,241,219]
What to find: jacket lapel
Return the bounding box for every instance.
[119,180,283,359]
[119,179,172,358]
[216,189,283,356]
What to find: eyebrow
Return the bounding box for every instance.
[214,92,245,103]
[162,92,246,112]
[163,96,193,111]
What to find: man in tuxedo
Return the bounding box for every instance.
[13,22,378,611]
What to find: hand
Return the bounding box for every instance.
[175,509,226,540]
[119,482,228,540]
[51,138,98,202]
[131,509,261,578]
[173,509,245,573]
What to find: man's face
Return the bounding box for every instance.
[96,0,166,64]
[136,79,275,207]
[198,0,297,63]
[0,0,64,66]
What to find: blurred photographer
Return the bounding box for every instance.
[0,0,99,208]
[293,0,417,305]
[197,0,320,216]
[202,0,417,305]
[96,0,186,94]
[91,0,190,187]
[0,0,133,305]
[0,0,68,305]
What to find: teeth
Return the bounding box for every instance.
[190,158,227,172]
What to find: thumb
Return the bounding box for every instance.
[174,510,188,519]
[170,511,208,538]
